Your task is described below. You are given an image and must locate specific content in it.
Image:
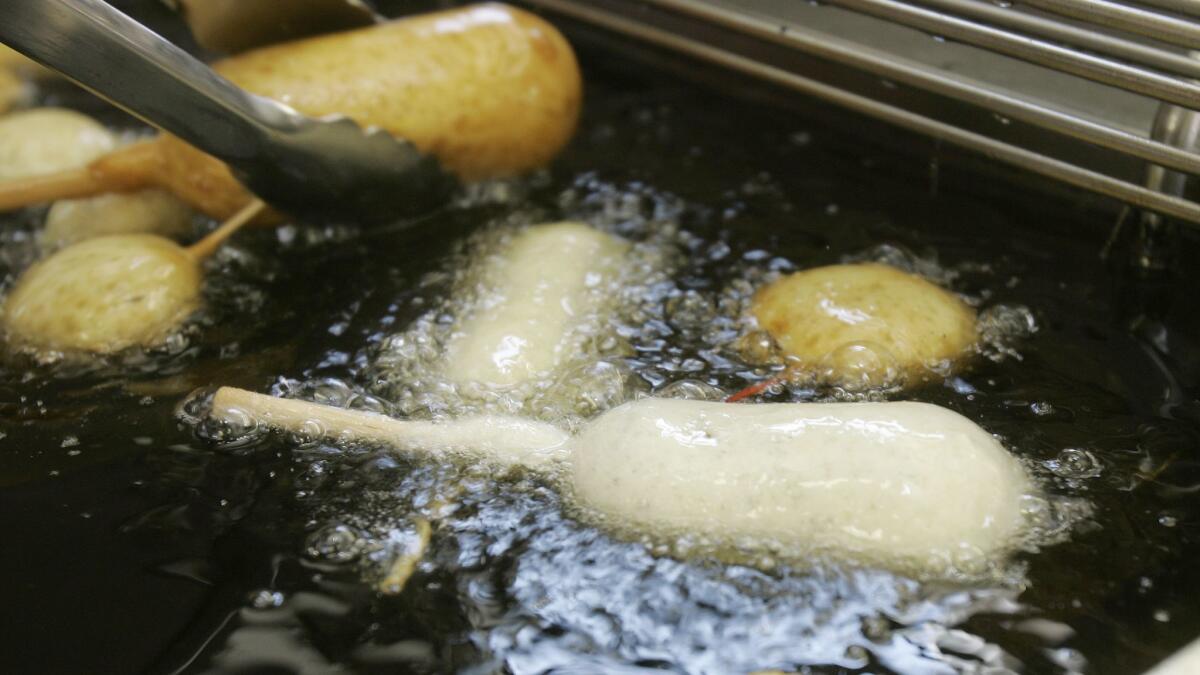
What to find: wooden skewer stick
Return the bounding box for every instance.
[186,198,266,260]
[211,386,570,466]
[377,519,433,595]
[0,141,157,211]
[0,167,110,210]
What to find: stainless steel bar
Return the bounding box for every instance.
[1020,0,1200,49]
[1129,0,1200,19]
[642,0,1200,175]
[912,0,1200,79]
[525,0,1200,225]
[829,0,1200,109]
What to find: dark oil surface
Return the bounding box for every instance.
[1,49,1199,675]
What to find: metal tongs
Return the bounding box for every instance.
[171,0,381,54]
[0,0,453,226]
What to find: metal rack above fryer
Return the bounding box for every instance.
[522,0,1200,229]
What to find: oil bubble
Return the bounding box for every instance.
[979,304,1037,336]
[818,341,902,391]
[844,242,958,285]
[1044,646,1087,671]
[347,393,389,414]
[664,289,715,328]
[1018,493,1093,548]
[736,329,782,365]
[302,378,355,408]
[1045,448,1103,481]
[186,389,267,448]
[978,304,1038,362]
[297,460,331,490]
[287,418,328,446]
[305,524,367,564]
[545,359,634,426]
[249,589,286,609]
[175,387,216,426]
[655,379,726,401]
